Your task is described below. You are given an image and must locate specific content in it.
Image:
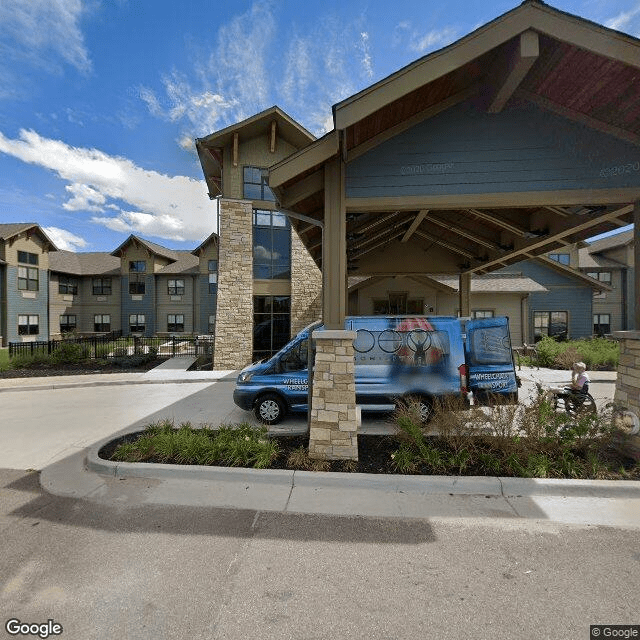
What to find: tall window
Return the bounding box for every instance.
[17,252,38,291]
[253,296,290,361]
[129,261,146,294]
[548,253,570,265]
[208,315,216,333]
[58,276,78,295]
[534,311,568,341]
[167,314,184,332]
[129,314,145,333]
[208,260,218,293]
[94,314,111,332]
[243,166,275,201]
[93,277,112,295]
[593,314,611,336]
[60,315,77,333]
[168,279,185,296]
[253,209,291,279]
[18,315,39,335]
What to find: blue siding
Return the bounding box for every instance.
[5,266,49,342]
[121,275,156,336]
[500,261,593,339]
[346,101,640,198]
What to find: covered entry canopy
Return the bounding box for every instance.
[269,0,640,326]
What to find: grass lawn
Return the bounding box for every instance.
[0,348,10,371]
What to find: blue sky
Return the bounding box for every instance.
[0,0,638,252]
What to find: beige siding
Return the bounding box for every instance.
[222,134,298,200]
[3,234,51,271]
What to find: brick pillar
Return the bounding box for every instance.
[213,198,253,369]
[613,331,640,416]
[308,329,359,461]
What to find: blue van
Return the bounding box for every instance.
[233,315,519,424]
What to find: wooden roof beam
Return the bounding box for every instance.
[350,231,407,259]
[277,170,323,209]
[349,219,410,252]
[425,215,502,251]
[465,208,528,237]
[401,210,428,243]
[414,230,480,261]
[489,31,539,114]
[467,203,634,273]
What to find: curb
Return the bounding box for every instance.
[86,434,640,500]
[0,376,234,393]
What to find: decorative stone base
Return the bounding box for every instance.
[308,329,359,461]
[613,331,640,416]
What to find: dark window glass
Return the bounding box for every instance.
[593,314,611,336]
[18,266,39,291]
[534,311,568,342]
[208,260,218,293]
[60,315,77,332]
[253,209,291,280]
[168,279,185,295]
[94,314,111,332]
[18,251,38,265]
[208,315,216,333]
[253,295,291,361]
[58,276,78,295]
[549,253,570,265]
[92,277,112,295]
[129,314,145,333]
[167,314,184,332]
[18,315,39,335]
[243,166,275,201]
[129,261,146,272]
[129,274,146,294]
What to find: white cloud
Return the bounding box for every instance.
[43,226,88,251]
[393,21,459,54]
[0,0,91,78]
[0,129,215,243]
[606,3,640,34]
[141,1,376,141]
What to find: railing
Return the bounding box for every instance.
[8,333,214,360]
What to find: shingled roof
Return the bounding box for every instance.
[49,250,120,275]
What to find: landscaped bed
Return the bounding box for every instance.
[100,396,640,480]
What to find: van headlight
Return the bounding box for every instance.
[238,371,253,383]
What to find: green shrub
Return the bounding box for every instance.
[50,341,87,364]
[535,335,619,370]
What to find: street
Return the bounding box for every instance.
[0,371,637,640]
[1,467,639,640]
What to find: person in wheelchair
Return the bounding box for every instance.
[547,362,595,414]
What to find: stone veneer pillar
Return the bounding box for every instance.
[213,198,253,370]
[613,331,640,416]
[308,330,359,461]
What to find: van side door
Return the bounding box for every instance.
[465,317,518,403]
[275,336,311,411]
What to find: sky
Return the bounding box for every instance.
[0,0,638,253]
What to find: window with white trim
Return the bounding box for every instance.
[18,315,39,335]
[167,314,184,332]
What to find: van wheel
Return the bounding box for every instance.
[396,395,432,424]
[254,394,286,425]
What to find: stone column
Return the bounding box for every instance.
[213,198,254,369]
[613,331,640,416]
[308,329,359,461]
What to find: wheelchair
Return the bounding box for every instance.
[552,386,597,417]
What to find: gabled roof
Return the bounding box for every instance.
[430,272,547,293]
[535,255,612,290]
[49,251,120,276]
[156,251,199,275]
[0,223,57,250]
[110,235,180,262]
[587,229,634,254]
[191,232,219,256]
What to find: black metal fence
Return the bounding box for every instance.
[8,333,214,360]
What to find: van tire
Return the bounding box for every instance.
[396,395,432,424]
[254,394,286,425]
